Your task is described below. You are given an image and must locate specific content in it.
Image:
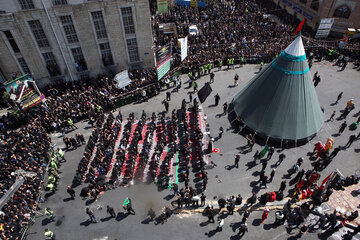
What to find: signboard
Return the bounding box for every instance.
[190,0,197,7]
[315,18,334,38]
[157,0,168,14]
[178,37,188,61]
[114,70,131,89]
[156,45,171,80]
[4,74,44,110]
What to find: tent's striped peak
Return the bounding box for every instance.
[271,36,309,75]
[284,36,306,57]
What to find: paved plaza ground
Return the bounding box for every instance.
[26,61,360,240]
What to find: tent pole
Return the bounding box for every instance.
[280,139,283,149]
[265,137,269,146]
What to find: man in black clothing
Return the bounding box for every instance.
[338,121,347,135]
[329,146,341,159]
[210,72,215,83]
[166,92,171,101]
[107,205,116,218]
[345,134,356,148]
[279,180,286,192]
[237,223,248,237]
[67,186,75,199]
[214,94,220,106]
[200,193,206,206]
[266,146,275,160]
[246,192,257,207]
[234,154,240,168]
[223,102,228,115]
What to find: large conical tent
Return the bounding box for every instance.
[232,36,323,141]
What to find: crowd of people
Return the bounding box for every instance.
[0,122,51,239]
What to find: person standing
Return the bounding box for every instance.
[279,180,286,192]
[201,193,206,206]
[242,210,250,223]
[218,127,224,139]
[166,92,171,101]
[234,74,239,86]
[223,102,228,115]
[192,81,198,92]
[214,94,220,106]
[338,121,347,135]
[86,208,97,223]
[262,208,269,224]
[164,100,169,113]
[210,72,215,83]
[67,186,75,199]
[208,206,215,223]
[107,205,116,218]
[234,154,240,168]
[45,208,55,222]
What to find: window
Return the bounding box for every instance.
[99,42,114,66]
[71,47,87,72]
[126,38,140,62]
[333,5,351,19]
[18,0,34,10]
[91,11,107,39]
[300,0,307,5]
[17,58,31,74]
[121,7,135,35]
[310,0,319,11]
[54,0,67,6]
[3,31,20,53]
[42,52,61,76]
[59,15,79,43]
[28,20,50,48]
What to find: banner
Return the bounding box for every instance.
[157,0,168,14]
[114,70,131,89]
[178,37,188,61]
[4,74,44,110]
[315,18,334,38]
[156,45,171,80]
[190,0,197,7]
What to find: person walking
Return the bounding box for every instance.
[338,121,347,135]
[216,218,224,232]
[261,208,269,224]
[164,100,169,113]
[327,111,336,122]
[242,210,250,223]
[166,92,171,101]
[123,197,135,215]
[269,169,276,182]
[45,208,55,222]
[86,208,97,223]
[67,186,75,199]
[223,102,228,115]
[246,192,257,207]
[44,228,55,240]
[214,94,220,106]
[237,223,248,237]
[345,134,356,148]
[192,81,198,92]
[279,180,286,192]
[107,205,116,218]
[266,146,275,160]
[335,92,343,104]
[234,154,240,168]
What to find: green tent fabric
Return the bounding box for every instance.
[258,145,269,159]
[232,36,323,141]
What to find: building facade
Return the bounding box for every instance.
[273,0,360,36]
[0,0,154,86]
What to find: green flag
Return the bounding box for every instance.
[258,145,269,159]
